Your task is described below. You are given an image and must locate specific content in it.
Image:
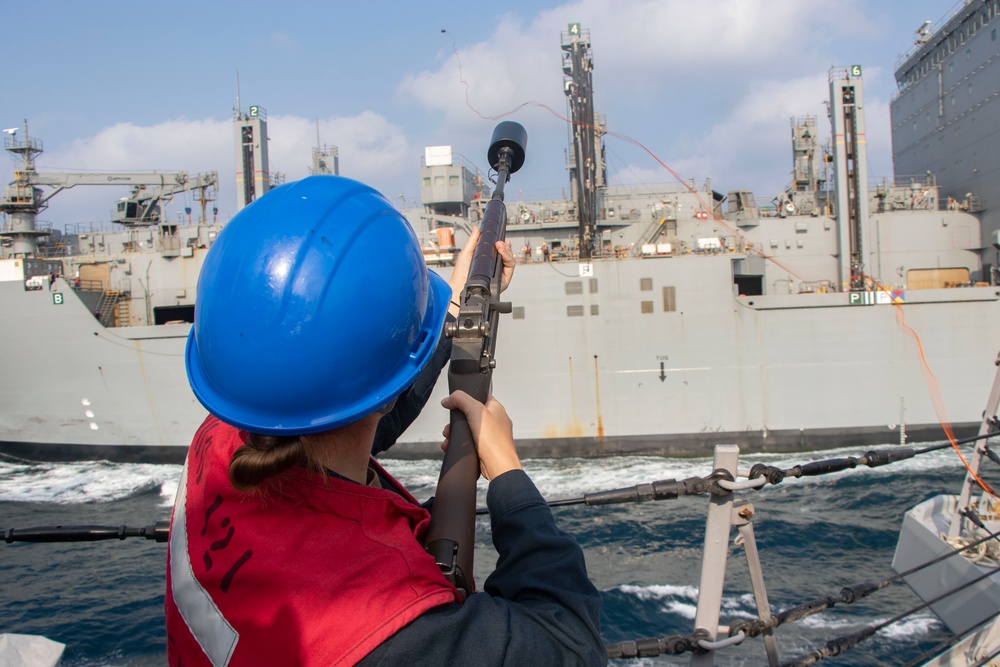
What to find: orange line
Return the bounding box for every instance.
[889,288,997,497]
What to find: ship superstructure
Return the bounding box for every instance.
[233,104,271,209]
[891,0,1000,277]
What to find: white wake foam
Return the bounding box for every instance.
[0,460,181,504]
[0,439,969,507]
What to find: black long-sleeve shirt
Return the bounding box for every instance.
[358,470,606,666]
[365,318,606,665]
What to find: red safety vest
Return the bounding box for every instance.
[165,417,461,666]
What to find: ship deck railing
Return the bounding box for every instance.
[894,0,978,73]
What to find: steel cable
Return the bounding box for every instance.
[778,562,1000,667]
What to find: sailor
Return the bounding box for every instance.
[166,175,605,666]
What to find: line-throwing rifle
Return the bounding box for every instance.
[422,121,527,600]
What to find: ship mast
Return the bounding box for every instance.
[309,119,340,176]
[233,77,271,211]
[0,121,49,257]
[829,66,871,292]
[561,23,605,259]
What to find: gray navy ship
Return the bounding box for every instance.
[1,23,998,464]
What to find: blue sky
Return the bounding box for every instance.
[1,0,963,228]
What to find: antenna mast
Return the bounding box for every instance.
[561,23,605,259]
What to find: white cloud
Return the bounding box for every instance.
[392,0,892,202]
[53,118,228,172]
[26,112,413,228]
[267,112,410,186]
[398,0,876,116]
[398,17,564,127]
[606,71,895,199]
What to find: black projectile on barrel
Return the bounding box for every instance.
[488,121,527,174]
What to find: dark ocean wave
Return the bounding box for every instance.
[0,446,970,665]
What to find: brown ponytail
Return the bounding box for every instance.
[229,433,307,492]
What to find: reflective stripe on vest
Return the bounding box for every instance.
[169,460,239,666]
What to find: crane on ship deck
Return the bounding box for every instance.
[1,121,218,258]
[25,171,219,227]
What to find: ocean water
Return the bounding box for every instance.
[0,443,971,666]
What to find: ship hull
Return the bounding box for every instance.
[2,256,995,463]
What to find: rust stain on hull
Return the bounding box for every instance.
[594,355,604,439]
[540,355,604,439]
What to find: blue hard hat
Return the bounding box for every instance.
[185,175,450,435]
